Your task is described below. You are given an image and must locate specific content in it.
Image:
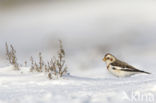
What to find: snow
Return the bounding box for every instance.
[0,0,156,103]
[0,65,155,103]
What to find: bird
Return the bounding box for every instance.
[103,53,150,77]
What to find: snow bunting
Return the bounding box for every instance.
[103,53,150,77]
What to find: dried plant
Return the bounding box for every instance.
[5,40,68,80]
[30,52,45,72]
[39,52,44,72]
[24,61,27,67]
[29,40,68,79]
[44,64,48,72]
[48,40,67,79]
[48,73,52,79]
[5,42,19,70]
[30,56,35,72]
[34,62,40,72]
[56,40,67,77]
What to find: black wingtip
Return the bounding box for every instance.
[141,71,151,74]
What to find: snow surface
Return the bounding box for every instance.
[0,0,156,103]
[0,65,155,103]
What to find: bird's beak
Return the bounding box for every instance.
[103,57,106,62]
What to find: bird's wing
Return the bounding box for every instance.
[111,59,141,72]
[111,59,150,74]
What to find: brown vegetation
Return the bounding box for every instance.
[29,40,67,79]
[5,42,19,70]
[5,40,68,79]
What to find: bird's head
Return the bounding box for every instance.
[103,53,116,65]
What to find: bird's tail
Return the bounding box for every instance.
[140,70,151,74]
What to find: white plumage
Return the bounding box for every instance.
[103,53,150,77]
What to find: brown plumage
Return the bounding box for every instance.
[111,59,150,74]
[103,53,151,77]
